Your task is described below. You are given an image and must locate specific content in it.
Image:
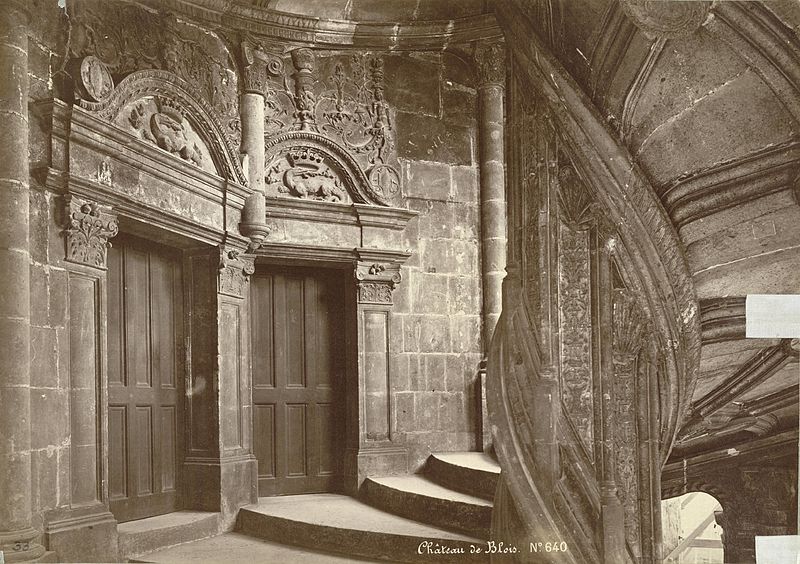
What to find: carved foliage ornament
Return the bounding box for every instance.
[241,40,284,96]
[218,248,255,298]
[619,0,712,39]
[64,197,119,269]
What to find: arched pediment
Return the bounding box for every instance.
[77,67,247,186]
[264,131,399,206]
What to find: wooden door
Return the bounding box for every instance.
[107,235,184,522]
[250,267,346,496]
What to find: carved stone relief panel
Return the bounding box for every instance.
[265,147,349,202]
[68,1,240,145]
[117,96,215,174]
[260,49,402,206]
[612,288,648,558]
[354,261,402,305]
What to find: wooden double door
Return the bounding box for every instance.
[250,267,346,496]
[107,235,184,522]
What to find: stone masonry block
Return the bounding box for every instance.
[31,326,57,389]
[394,391,416,432]
[418,315,450,353]
[452,165,479,204]
[48,267,68,327]
[449,275,481,315]
[396,112,473,166]
[29,188,49,264]
[403,160,450,201]
[384,54,440,116]
[411,271,449,314]
[30,388,69,450]
[30,262,49,327]
[424,354,447,392]
[450,315,482,354]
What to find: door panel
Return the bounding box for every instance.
[108,236,184,522]
[251,268,345,495]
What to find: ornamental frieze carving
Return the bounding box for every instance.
[67,2,240,145]
[218,248,255,298]
[64,196,119,269]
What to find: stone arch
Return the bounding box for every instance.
[263,130,397,206]
[78,68,247,186]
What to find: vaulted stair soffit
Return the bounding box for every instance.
[138,453,500,563]
[505,0,800,468]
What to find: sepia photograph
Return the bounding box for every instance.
[0,0,798,562]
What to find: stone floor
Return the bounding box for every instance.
[140,532,383,563]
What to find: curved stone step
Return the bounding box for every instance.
[236,494,487,563]
[361,476,492,539]
[424,452,501,502]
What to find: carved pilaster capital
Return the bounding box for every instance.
[612,289,648,365]
[64,195,119,269]
[241,41,283,96]
[474,40,506,88]
[218,246,255,298]
[354,261,402,305]
[557,163,595,229]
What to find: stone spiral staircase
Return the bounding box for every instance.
[140,452,500,563]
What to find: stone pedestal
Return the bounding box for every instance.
[0,2,46,560]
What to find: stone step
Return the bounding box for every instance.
[424,452,501,502]
[118,510,221,560]
[361,475,492,539]
[236,494,487,563]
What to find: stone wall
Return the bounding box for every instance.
[27,0,71,531]
[383,52,484,470]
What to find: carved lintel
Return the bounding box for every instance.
[612,289,648,365]
[64,195,119,269]
[355,260,402,305]
[218,246,255,298]
[474,40,506,88]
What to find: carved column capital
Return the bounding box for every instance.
[241,40,283,96]
[354,261,402,305]
[64,195,119,269]
[218,246,255,298]
[474,40,506,88]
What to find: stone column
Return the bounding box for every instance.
[238,42,273,249]
[0,2,46,560]
[475,40,507,348]
[475,41,507,453]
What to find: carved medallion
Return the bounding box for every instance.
[619,0,712,38]
[368,164,400,199]
[79,56,114,102]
